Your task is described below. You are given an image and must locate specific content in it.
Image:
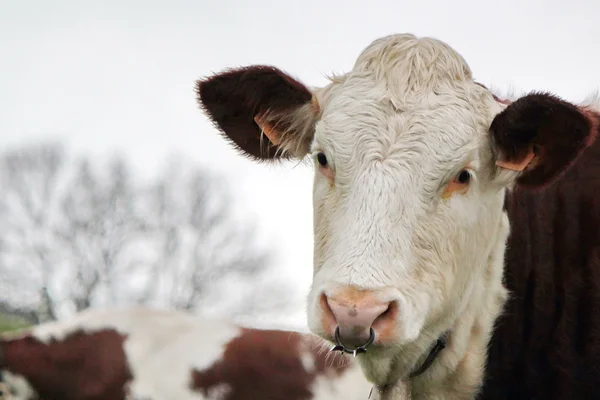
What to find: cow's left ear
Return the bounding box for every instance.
[489,92,599,189]
[196,65,319,162]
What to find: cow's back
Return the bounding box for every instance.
[481,134,600,398]
[0,307,371,400]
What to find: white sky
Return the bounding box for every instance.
[1,0,599,328]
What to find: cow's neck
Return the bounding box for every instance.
[369,210,511,400]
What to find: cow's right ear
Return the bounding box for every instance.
[196,65,320,161]
[489,92,599,189]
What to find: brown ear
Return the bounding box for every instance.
[196,65,319,161]
[489,92,599,188]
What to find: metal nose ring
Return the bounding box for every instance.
[329,326,376,357]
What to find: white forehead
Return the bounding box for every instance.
[313,34,501,177]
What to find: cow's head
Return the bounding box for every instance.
[196,34,598,387]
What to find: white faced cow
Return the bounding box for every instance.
[0,306,371,400]
[196,33,600,399]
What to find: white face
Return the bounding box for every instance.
[303,35,509,377]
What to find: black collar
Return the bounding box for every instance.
[408,332,449,378]
[368,332,449,398]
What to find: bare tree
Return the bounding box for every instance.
[137,157,285,316]
[55,156,147,312]
[0,142,66,321]
[0,143,295,322]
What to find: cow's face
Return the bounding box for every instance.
[197,33,597,384]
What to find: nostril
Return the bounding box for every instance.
[319,293,337,329]
[380,305,391,318]
[372,300,398,330]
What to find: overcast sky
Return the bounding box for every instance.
[1,0,599,327]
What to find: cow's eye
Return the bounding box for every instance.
[315,151,334,181]
[456,169,471,184]
[317,152,328,167]
[442,168,472,199]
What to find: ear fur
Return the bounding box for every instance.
[196,65,319,161]
[490,92,599,189]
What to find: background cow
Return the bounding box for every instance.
[196,33,600,399]
[0,307,371,399]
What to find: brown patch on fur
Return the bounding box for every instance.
[481,123,600,399]
[0,329,132,400]
[489,92,599,188]
[196,65,317,161]
[191,328,351,400]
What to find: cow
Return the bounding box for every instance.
[196,33,600,399]
[0,306,372,399]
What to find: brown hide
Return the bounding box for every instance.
[481,118,600,398]
[191,328,350,400]
[0,329,131,400]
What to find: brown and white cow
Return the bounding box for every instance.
[0,306,371,399]
[196,33,600,399]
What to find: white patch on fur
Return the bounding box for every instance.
[204,382,231,400]
[299,349,316,374]
[115,308,240,400]
[308,357,374,400]
[0,371,37,400]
